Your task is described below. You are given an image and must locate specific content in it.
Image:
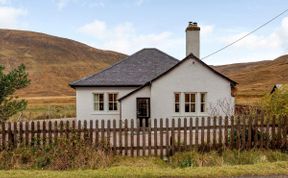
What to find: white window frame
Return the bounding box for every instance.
[200,93,207,113]
[108,93,118,111]
[184,92,196,113]
[174,92,181,113]
[93,93,104,111]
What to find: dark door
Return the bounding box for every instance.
[136,98,150,127]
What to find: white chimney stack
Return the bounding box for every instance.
[186,21,200,58]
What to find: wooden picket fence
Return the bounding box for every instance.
[0,116,287,157]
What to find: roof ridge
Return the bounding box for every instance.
[70,48,179,86]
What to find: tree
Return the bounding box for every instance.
[0,64,30,122]
[259,84,288,117]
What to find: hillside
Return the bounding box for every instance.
[1,29,287,101]
[0,29,126,97]
[214,54,288,97]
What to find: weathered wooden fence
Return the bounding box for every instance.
[0,116,287,157]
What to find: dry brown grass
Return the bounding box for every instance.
[0,29,126,97]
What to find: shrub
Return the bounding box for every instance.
[0,136,113,170]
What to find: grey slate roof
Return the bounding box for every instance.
[70,48,179,87]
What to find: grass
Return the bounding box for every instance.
[9,103,76,121]
[0,161,287,178]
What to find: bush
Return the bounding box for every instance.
[0,136,113,170]
[169,149,288,168]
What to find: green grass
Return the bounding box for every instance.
[9,104,75,121]
[0,161,287,178]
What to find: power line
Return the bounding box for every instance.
[201,8,288,60]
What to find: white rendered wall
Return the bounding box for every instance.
[75,87,137,121]
[120,86,151,121]
[150,58,234,120]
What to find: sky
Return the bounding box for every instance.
[0,0,288,65]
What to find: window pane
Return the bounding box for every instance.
[175,104,179,112]
[175,93,180,102]
[99,94,103,102]
[201,93,205,102]
[185,104,189,112]
[94,103,99,111]
[99,103,104,110]
[185,94,189,102]
[191,104,195,112]
[114,103,118,110]
[201,104,205,112]
[191,94,195,102]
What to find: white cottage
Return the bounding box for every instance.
[70,22,237,125]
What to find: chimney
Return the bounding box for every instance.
[186,22,200,58]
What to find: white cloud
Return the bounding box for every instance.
[0,6,27,28]
[78,20,183,56]
[200,24,214,36]
[220,16,288,51]
[78,20,107,39]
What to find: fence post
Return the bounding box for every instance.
[201,117,205,146]
[42,121,46,146]
[107,120,111,150]
[236,117,241,150]
[31,121,35,146]
[124,119,128,156]
[207,117,210,148]
[271,116,276,149]
[224,116,228,147]
[183,118,187,151]
[130,119,134,157]
[213,116,217,148]
[119,119,123,156]
[189,117,193,150]
[148,119,152,156]
[195,117,199,147]
[113,119,117,155]
[165,118,170,156]
[141,119,146,156]
[154,119,158,156]
[54,121,58,144]
[48,121,52,145]
[19,122,23,146]
[160,118,164,157]
[230,116,234,148]
[254,115,258,148]
[219,116,223,147]
[36,121,41,146]
[94,120,98,146]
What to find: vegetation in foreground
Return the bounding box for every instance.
[0,135,287,171]
[0,157,287,178]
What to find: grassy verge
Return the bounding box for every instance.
[0,161,287,178]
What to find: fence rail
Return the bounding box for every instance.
[0,116,287,157]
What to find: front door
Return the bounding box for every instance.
[136,98,150,127]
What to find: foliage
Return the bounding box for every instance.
[0,136,113,170]
[259,84,288,117]
[0,64,30,122]
[169,149,288,168]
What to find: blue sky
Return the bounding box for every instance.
[0,0,288,65]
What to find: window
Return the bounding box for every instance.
[174,93,180,112]
[200,93,206,112]
[94,93,104,111]
[185,93,196,112]
[108,93,118,111]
